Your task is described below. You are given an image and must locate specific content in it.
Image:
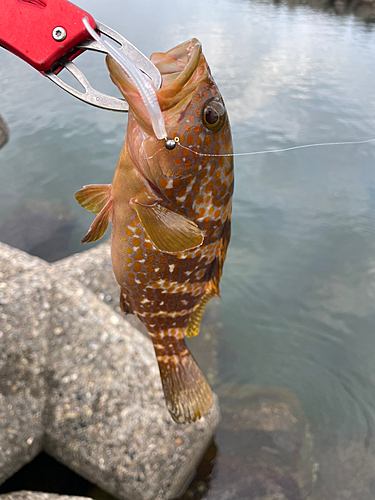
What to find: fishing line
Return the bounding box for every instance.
[176,137,375,157]
[145,144,165,160]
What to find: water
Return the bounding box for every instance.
[1,0,375,497]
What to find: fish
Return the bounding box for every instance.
[74,38,234,424]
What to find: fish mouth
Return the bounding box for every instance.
[106,38,207,132]
[150,38,207,111]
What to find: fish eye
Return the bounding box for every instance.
[202,100,226,132]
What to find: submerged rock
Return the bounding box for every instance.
[180,384,316,500]
[0,201,76,262]
[0,115,8,150]
[310,439,375,500]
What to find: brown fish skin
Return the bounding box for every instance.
[75,39,234,424]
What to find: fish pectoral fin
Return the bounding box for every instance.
[185,288,217,338]
[132,201,203,253]
[75,184,112,214]
[81,200,112,243]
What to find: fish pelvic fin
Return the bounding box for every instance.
[81,199,112,243]
[185,287,217,338]
[156,342,213,424]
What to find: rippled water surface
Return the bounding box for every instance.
[1,0,375,497]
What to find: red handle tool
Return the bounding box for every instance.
[0,0,96,72]
[0,0,161,111]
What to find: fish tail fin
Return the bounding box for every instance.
[156,344,213,424]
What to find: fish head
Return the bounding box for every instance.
[106,38,232,183]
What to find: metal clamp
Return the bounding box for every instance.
[44,21,162,112]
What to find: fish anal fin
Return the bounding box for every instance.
[131,200,203,253]
[156,344,213,424]
[81,200,112,243]
[75,184,112,214]
[185,288,217,338]
[120,289,133,314]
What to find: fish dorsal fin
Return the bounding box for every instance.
[81,200,112,243]
[132,201,203,253]
[185,288,217,338]
[74,184,112,214]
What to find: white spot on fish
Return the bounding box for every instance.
[170,355,179,364]
[135,279,141,284]
[145,309,191,318]
[141,298,150,304]
[154,268,160,272]
[169,264,175,273]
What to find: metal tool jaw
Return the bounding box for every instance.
[44,21,162,112]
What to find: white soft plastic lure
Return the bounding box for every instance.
[83,18,167,140]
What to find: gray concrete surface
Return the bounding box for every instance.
[0,242,220,500]
[0,246,49,483]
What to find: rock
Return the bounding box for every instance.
[0,246,49,483]
[310,439,375,500]
[0,492,90,500]
[44,272,220,500]
[0,115,8,150]
[0,242,221,500]
[0,201,77,262]
[52,242,126,325]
